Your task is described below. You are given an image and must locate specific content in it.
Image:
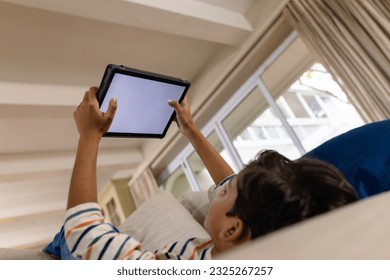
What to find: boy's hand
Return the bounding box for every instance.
[168,97,196,137]
[73,86,117,140]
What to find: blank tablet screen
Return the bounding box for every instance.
[97,65,190,138]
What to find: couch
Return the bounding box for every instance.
[1,120,389,259]
[1,188,390,260]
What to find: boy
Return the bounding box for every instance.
[64,87,357,259]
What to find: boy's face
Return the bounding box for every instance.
[204,176,238,241]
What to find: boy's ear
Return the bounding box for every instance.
[219,217,249,242]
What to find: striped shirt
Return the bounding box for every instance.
[64,203,214,260]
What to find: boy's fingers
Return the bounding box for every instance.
[168,99,185,113]
[104,97,117,124]
[82,91,89,103]
[88,86,98,98]
[181,96,189,107]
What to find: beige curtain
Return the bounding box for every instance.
[283,0,390,122]
[128,168,159,208]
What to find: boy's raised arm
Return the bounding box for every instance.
[169,97,234,185]
[67,87,117,210]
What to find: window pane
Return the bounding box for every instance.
[271,63,364,152]
[187,130,234,189]
[280,94,310,118]
[208,130,236,172]
[158,166,191,198]
[222,86,301,163]
[188,151,213,190]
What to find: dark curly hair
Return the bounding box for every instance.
[226,150,358,240]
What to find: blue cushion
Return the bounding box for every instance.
[42,226,76,260]
[304,119,390,198]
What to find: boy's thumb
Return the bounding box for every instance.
[168,99,181,111]
[105,97,117,123]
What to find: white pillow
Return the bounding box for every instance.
[178,190,209,226]
[118,192,210,252]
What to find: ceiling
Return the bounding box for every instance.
[0,0,278,250]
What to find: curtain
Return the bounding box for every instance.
[283,0,390,122]
[128,168,159,208]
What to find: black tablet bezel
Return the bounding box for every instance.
[96,64,190,138]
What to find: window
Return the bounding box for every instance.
[187,130,236,189]
[158,166,191,198]
[157,33,365,195]
[188,151,213,190]
[222,86,301,163]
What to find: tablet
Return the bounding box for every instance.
[96,64,190,138]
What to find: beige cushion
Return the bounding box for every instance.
[118,192,210,252]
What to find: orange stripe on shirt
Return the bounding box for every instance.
[189,240,213,260]
[85,245,94,260]
[65,218,104,239]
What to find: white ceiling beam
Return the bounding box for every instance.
[0,175,70,221]
[125,0,252,29]
[0,195,66,221]
[2,0,252,45]
[0,82,84,106]
[0,211,64,248]
[0,147,143,182]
